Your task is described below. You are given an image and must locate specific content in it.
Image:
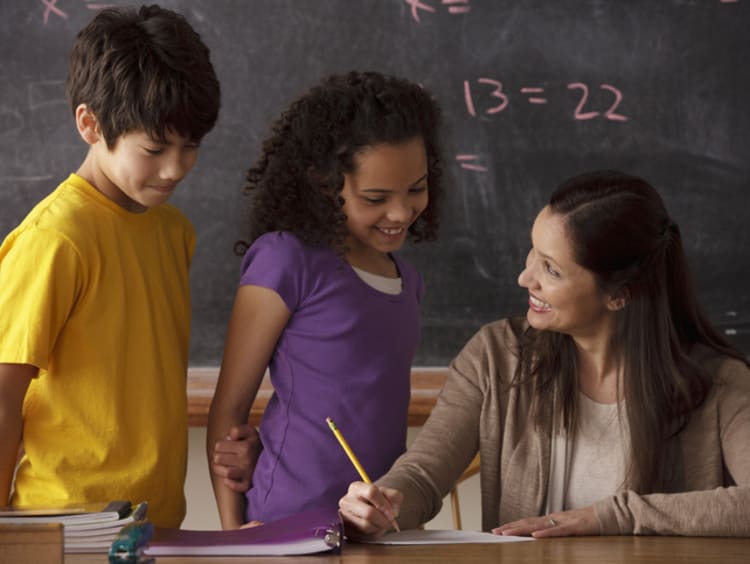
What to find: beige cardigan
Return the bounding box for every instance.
[378,318,750,536]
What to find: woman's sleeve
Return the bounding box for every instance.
[594,358,750,536]
[376,326,491,529]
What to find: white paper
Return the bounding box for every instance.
[363,529,535,545]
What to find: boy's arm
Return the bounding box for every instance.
[0,363,37,505]
[207,285,290,529]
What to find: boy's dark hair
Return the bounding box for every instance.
[66,4,220,148]
[242,70,443,253]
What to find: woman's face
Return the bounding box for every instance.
[517,206,617,341]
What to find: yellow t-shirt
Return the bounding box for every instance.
[0,174,194,527]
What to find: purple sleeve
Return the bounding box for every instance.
[238,232,305,312]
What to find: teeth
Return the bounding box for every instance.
[530,295,550,309]
[379,227,404,235]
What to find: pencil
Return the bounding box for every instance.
[325,416,401,532]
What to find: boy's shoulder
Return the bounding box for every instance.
[17,174,191,233]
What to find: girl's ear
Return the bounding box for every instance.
[75,104,100,145]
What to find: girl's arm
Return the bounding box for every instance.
[0,363,35,505]
[207,285,291,529]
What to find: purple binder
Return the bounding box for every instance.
[144,508,343,557]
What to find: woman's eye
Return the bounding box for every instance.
[545,262,560,277]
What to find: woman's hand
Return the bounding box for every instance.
[211,423,262,492]
[492,506,600,538]
[338,481,403,539]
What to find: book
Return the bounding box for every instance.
[0,500,131,522]
[0,522,63,564]
[0,501,147,553]
[145,508,342,557]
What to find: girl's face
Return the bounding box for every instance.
[517,206,618,341]
[340,137,429,271]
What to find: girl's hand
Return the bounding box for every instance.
[211,423,262,492]
[338,481,403,539]
[492,506,600,538]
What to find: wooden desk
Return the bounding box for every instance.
[187,367,448,427]
[64,536,750,563]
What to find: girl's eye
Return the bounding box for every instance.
[365,197,385,204]
[409,185,427,194]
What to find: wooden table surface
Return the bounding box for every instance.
[64,536,750,563]
[187,367,449,427]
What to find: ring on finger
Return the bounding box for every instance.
[548,518,557,527]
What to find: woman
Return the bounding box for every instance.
[339,170,750,538]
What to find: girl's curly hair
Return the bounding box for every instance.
[240,70,443,254]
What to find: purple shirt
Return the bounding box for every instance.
[240,232,424,522]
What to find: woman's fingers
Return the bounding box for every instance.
[338,482,403,538]
[493,507,600,538]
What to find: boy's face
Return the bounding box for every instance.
[85,127,200,213]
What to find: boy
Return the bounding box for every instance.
[0,5,238,528]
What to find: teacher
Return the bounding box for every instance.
[339,170,750,538]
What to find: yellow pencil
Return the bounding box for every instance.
[325,416,400,532]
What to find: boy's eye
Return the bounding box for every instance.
[144,147,163,155]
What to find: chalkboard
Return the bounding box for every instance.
[1,0,748,365]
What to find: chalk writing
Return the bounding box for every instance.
[567,83,628,121]
[463,78,508,116]
[41,0,67,24]
[404,0,470,23]
[520,87,548,105]
[464,78,629,122]
[455,154,488,172]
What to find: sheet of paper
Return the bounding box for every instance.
[363,529,535,545]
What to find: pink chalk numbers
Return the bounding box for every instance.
[464,78,628,122]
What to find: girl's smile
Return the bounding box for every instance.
[340,137,429,275]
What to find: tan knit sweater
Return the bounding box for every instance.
[378,318,750,536]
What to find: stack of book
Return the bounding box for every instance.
[0,500,147,553]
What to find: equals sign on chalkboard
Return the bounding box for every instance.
[86,2,117,10]
[455,154,488,172]
[442,0,471,15]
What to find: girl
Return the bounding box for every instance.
[207,71,444,529]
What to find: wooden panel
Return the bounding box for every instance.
[187,367,448,427]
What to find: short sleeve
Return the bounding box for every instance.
[239,232,306,312]
[0,228,82,368]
